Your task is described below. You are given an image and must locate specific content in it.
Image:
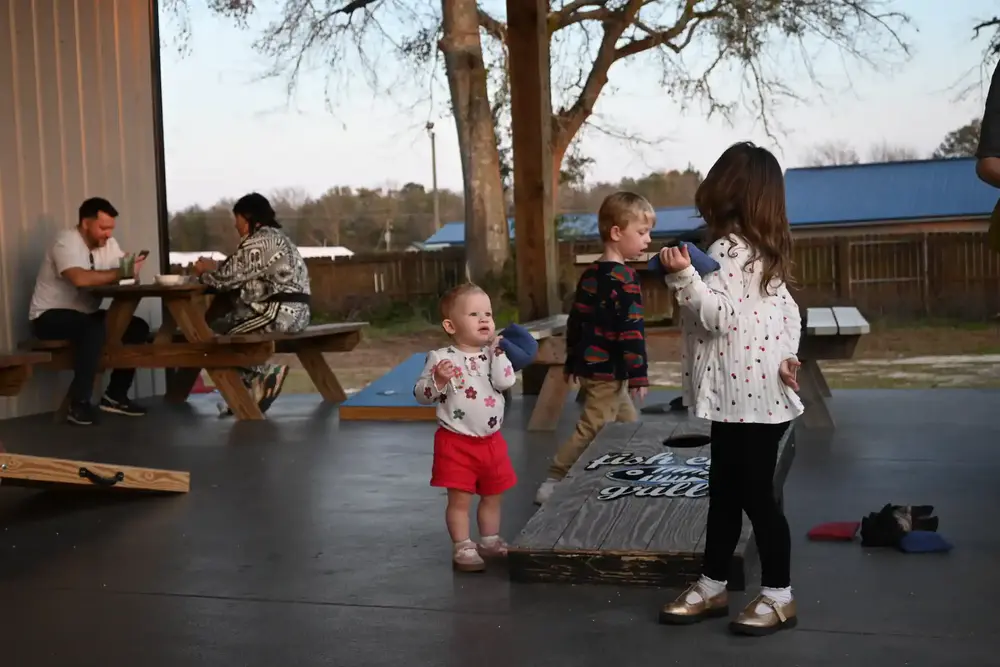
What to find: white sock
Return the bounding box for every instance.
[480,534,501,545]
[684,575,726,603]
[757,586,793,613]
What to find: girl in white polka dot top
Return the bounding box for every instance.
[657,142,804,637]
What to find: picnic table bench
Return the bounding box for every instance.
[518,314,570,431]
[161,321,365,407]
[797,306,870,430]
[508,414,795,590]
[0,351,53,396]
[0,352,189,494]
[19,283,366,421]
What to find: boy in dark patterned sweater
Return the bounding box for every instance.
[535,192,653,505]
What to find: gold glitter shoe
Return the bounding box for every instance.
[729,595,798,636]
[658,580,729,625]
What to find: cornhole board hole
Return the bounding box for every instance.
[339,353,437,422]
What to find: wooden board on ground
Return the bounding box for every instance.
[0,451,190,494]
[509,413,795,590]
[339,352,437,422]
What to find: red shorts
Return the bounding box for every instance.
[431,427,517,496]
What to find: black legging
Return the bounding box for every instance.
[702,420,791,588]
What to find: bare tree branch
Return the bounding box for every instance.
[973,16,1000,57]
[546,0,911,155]
[477,8,507,43]
[803,140,860,167]
[867,141,921,163]
[551,0,646,157]
[174,0,915,225]
[550,6,616,32]
[613,0,718,60]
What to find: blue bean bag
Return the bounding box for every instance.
[898,531,953,554]
[498,322,538,372]
[648,242,720,277]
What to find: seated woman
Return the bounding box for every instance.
[192,192,311,415]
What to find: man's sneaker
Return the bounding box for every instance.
[535,478,560,505]
[99,394,147,417]
[66,401,97,426]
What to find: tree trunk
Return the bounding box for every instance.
[440,0,509,283]
[551,136,570,213]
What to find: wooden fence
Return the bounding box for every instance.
[793,232,1000,319]
[298,232,1000,321]
[305,247,468,316]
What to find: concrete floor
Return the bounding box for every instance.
[0,389,998,666]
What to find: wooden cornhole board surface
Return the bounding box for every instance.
[339,353,437,422]
[509,414,795,590]
[0,448,190,494]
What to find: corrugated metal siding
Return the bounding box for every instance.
[0,0,165,419]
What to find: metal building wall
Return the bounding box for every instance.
[0,0,166,419]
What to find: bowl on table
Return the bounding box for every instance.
[154,274,186,286]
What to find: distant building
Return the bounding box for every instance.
[169,245,354,268]
[421,157,997,247]
[782,157,993,237]
[421,205,704,248]
[296,246,355,260]
[168,251,227,267]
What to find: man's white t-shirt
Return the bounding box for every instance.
[28,229,124,320]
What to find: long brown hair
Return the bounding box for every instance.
[694,142,794,295]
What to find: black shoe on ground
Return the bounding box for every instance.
[99,394,147,417]
[67,401,97,426]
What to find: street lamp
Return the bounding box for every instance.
[426,121,441,230]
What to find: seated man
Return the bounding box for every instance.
[28,197,150,425]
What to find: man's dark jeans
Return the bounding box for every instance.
[31,309,150,404]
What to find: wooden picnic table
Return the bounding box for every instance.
[22,282,366,421]
[520,314,570,431]
[798,306,871,430]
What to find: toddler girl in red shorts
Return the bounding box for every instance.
[414,283,518,572]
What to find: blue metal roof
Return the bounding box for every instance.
[785,157,996,226]
[423,206,703,246]
[424,158,997,245]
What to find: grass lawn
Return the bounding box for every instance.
[193,319,1000,395]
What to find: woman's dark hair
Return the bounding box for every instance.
[232,192,281,231]
[695,141,794,295]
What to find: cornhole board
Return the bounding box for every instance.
[0,440,190,494]
[339,353,437,422]
[509,414,795,591]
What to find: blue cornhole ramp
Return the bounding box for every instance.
[339,353,437,422]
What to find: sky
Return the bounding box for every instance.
[158,0,999,212]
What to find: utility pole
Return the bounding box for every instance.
[426,121,441,230]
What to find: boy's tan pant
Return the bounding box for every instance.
[548,378,638,480]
